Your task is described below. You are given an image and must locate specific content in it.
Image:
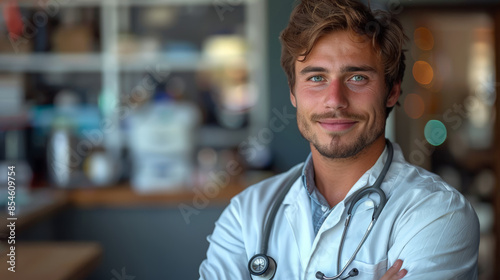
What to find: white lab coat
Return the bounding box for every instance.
[199,143,479,279]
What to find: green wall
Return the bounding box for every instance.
[267,0,310,172]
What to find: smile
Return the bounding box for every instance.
[317,119,357,132]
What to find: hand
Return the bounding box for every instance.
[380,259,407,280]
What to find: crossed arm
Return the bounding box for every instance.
[381,260,407,280]
[200,186,479,279]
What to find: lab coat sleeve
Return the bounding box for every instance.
[199,195,249,279]
[388,187,480,280]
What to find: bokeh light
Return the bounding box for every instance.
[413,61,434,85]
[414,27,434,51]
[404,93,425,119]
[424,120,447,146]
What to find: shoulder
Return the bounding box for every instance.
[385,144,478,232]
[212,163,304,245]
[230,163,304,211]
[387,144,472,208]
[394,161,468,204]
[389,160,479,236]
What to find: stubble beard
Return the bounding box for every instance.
[296,110,385,159]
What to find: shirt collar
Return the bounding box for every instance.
[301,154,330,208]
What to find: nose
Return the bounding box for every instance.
[323,79,348,110]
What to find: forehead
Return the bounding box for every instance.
[296,30,382,71]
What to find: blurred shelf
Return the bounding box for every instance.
[121,0,252,6]
[67,183,246,207]
[118,53,248,72]
[16,0,103,7]
[0,54,103,73]
[16,0,251,7]
[1,0,269,206]
[0,242,102,280]
[0,53,248,73]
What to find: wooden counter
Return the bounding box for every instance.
[66,170,274,207]
[67,183,246,207]
[0,242,102,280]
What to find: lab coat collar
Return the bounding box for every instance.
[282,140,404,207]
[282,177,315,271]
[277,163,315,269]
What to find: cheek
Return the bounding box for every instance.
[302,82,329,92]
[293,90,317,110]
[350,91,387,119]
[349,86,377,104]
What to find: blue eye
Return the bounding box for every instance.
[350,75,366,82]
[309,76,324,82]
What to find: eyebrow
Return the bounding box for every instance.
[341,65,378,73]
[298,65,378,75]
[299,66,328,75]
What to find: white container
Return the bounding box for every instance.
[128,103,199,155]
[127,102,200,193]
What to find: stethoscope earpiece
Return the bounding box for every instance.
[248,254,277,280]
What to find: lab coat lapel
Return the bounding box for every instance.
[283,179,315,272]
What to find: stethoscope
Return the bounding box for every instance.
[248,140,393,280]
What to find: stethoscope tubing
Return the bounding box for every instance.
[253,140,394,280]
[260,167,303,254]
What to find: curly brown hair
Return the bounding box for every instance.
[280,0,407,101]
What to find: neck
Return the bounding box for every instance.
[312,136,386,207]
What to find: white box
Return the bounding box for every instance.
[131,154,193,193]
[128,103,200,154]
[127,102,200,192]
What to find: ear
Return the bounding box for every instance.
[290,91,297,108]
[386,81,401,108]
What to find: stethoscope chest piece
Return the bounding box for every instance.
[248,254,277,280]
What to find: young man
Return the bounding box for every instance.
[199,0,479,279]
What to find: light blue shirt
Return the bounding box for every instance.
[301,153,334,236]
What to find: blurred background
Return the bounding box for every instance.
[0,0,498,279]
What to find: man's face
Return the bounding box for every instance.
[291,30,400,159]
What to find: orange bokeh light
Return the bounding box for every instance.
[414,27,434,51]
[412,61,434,85]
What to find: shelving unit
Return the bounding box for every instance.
[1,0,269,187]
[2,0,268,134]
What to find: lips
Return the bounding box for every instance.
[317,119,357,132]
